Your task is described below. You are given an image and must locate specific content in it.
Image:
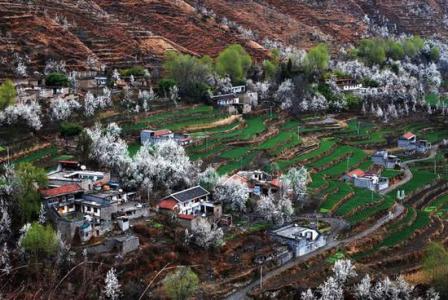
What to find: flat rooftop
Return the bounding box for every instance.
[272,224,319,241]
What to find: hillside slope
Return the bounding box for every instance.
[0,0,447,76]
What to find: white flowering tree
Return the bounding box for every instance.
[256,193,294,225]
[169,85,180,107]
[111,69,120,82]
[188,217,223,249]
[300,259,431,300]
[0,243,11,275]
[50,97,81,121]
[0,101,42,130]
[103,268,121,300]
[44,59,66,75]
[0,164,16,244]
[15,61,27,77]
[276,79,295,110]
[38,204,46,224]
[86,123,129,171]
[214,179,249,213]
[281,167,308,203]
[198,167,221,191]
[333,259,357,284]
[84,89,112,117]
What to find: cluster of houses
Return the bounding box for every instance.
[210,85,259,114]
[397,132,432,154]
[343,132,433,192]
[40,161,149,253]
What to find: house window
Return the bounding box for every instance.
[94,208,98,213]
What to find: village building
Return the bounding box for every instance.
[334,78,363,92]
[371,150,401,169]
[398,132,417,149]
[343,169,389,191]
[226,170,282,196]
[158,186,222,226]
[140,129,192,146]
[210,85,258,114]
[271,224,327,257]
[47,161,110,191]
[41,182,148,244]
[397,132,432,153]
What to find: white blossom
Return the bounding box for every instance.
[198,167,220,191]
[301,289,316,300]
[0,243,11,275]
[0,101,42,130]
[189,218,223,249]
[281,167,308,202]
[319,276,343,300]
[50,97,81,121]
[355,274,372,299]
[276,79,295,110]
[44,59,66,75]
[86,123,129,171]
[333,259,357,284]
[112,69,120,82]
[214,179,249,213]
[38,204,46,224]
[103,268,121,300]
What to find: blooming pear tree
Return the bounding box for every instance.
[86,123,129,171]
[281,167,308,202]
[50,97,81,121]
[214,179,249,213]
[188,217,224,249]
[198,167,221,191]
[103,268,121,300]
[0,101,42,130]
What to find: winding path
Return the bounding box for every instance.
[380,144,439,195]
[225,204,405,300]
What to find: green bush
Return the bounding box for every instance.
[21,222,58,258]
[303,43,330,75]
[216,44,252,84]
[46,72,69,87]
[158,78,177,97]
[120,66,146,77]
[60,121,82,137]
[0,79,16,110]
[163,51,212,101]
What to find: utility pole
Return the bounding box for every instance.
[297,126,300,141]
[357,121,360,136]
[346,155,350,173]
[260,265,263,290]
[434,158,437,175]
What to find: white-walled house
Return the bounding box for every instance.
[272,224,326,257]
[158,186,222,223]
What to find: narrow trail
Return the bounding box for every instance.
[380,144,439,195]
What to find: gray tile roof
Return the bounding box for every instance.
[170,186,209,203]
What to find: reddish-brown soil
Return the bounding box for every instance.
[1,0,447,76]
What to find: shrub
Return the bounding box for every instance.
[21,222,58,258]
[46,72,69,87]
[0,79,16,110]
[60,121,82,137]
[120,66,146,77]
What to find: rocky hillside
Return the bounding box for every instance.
[0,0,447,76]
